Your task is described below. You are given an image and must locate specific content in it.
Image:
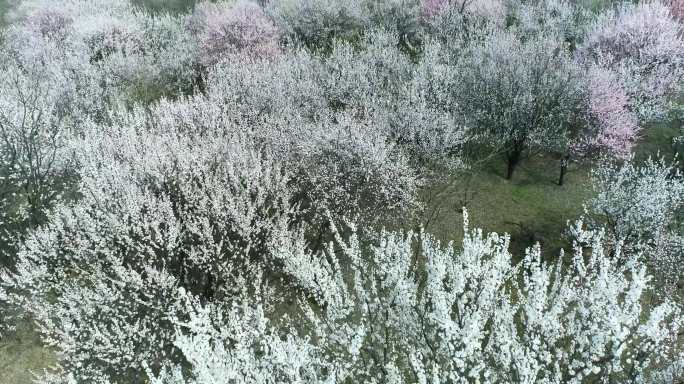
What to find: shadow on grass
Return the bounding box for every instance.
[416,117,681,262]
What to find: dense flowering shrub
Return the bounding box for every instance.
[205,30,467,223]
[509,0,593,48]
[647,356,684,384]
[0,99,309,382]
[420,0,448,18]
[0,0,683,381]
[268,0,423,51]
[0,46,85,270]
[205,53,420,225]
[364,0,422,47]
[188,1,281,67]
[146,216,680,383]
[319,30,465,170]
[23,7,73,40]
[580,1,684,120]
[420,0,505,21]
[8,0,199,104]
[585,157,684,295]
[268,0,369,50]
[146,290,322,384]
[423,0,620,184]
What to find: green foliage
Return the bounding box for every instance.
[0,0,8,28]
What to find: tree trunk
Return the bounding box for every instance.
[558,156,569,186]
[506,148,522,180]
[204,272,214,301]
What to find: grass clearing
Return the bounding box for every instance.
[0,0,9,28]
[418,153,592,260]
[0,321,56,384]
[416,116,681,261]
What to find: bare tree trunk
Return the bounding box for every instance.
[204,272,214,301]
[506,148,522,180]
[558,155,569,186]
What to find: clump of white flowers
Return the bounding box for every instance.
[3,92,679,381]
[147,214,680,383]
[0,42,80,270]
[585,157,684,297]
[7,0,199,104]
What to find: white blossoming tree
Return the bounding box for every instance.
[0,46,78,267]
[450,29,587,180]
[0,98,311,382]
[0,0,682,383]
[148,215,681,384]
[584,157,684,297]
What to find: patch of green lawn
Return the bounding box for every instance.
[634,116,681,161]
[0,0,9,28]
[0,321,56,384]
[419,153,592,260]
[417,117,681,260]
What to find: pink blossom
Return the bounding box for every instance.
[421,0,450,18]
[24,8,72,38]
[582,2,683,62]
[191,1,281,67]
[668,0,684,22]
[580,1,684,119]
[577,67,640,159]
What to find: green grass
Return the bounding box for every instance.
[416,117,681,260]
[131,0,198,14]
[634,115,682,161]
[0,0,9,28]
[0,321,56,384]
[417,153,592,260]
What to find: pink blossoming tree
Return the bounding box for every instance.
[572,67,640,161]
[580,1,684,120]
[189,1,281,68]
[668,0,684,22]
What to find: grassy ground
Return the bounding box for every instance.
[0,322,56,384]
[419,154,592,260]
[417,117,681,260]
[0,0,8,27]
[132,0,198,14]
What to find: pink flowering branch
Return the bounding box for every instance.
[421,0,450,18]
[580,1,684,120]
[668,0,684,22]
[583,67,640,159]
[191,1,281,67]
